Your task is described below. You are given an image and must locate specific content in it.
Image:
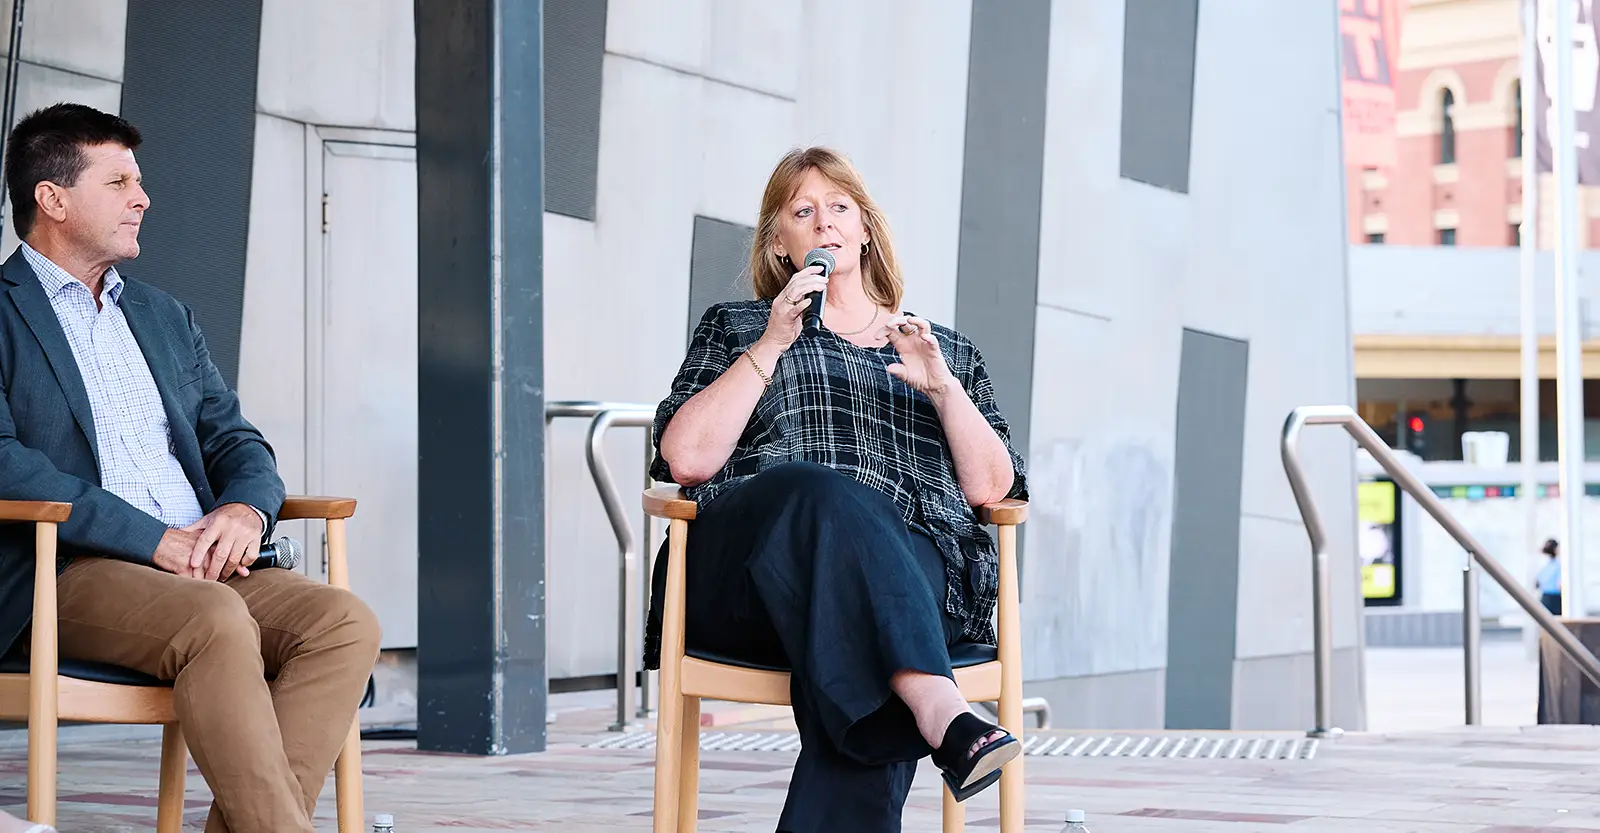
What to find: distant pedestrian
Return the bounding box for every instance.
[1536,538,1563,616]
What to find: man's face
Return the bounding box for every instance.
[60,142,148,263]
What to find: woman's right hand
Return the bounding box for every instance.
[759,264,829,351]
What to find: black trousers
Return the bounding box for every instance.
[1542,592,1563,616]
[683,462,964,833]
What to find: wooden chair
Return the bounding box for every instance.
[0,496,369,832]
[644,486,1029,833]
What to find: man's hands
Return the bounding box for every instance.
[151,503,263,581]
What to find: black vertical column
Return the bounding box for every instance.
[415,0,546,755]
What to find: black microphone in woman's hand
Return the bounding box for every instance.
[802,247,835,334]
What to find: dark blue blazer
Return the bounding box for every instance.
[0,247,284,656]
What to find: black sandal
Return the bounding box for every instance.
[930,712,1020,802]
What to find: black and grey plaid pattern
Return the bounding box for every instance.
[652,300,1028,644]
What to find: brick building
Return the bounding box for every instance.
[1349,0,1600,249]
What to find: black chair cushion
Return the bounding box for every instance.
[686,640,998,673]
[0,653,168,687]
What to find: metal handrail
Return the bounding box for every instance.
[546,401,657,731]
[1282,405,1600,737]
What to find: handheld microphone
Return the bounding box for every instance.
[801,247,835,334]
[250,536,304,571]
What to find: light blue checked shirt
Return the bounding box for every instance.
[21,243,204,528]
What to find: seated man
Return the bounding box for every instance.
[0,103,380,833]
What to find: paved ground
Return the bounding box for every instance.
[1364,641,1539,733]
[4,645,1595,832]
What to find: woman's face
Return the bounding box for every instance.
[772,167,869,278]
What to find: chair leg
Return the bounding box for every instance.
[25,694,56,827]
[335,715,365,832]
[995,523,1025,833]
[27,521,59,828]
[942,782,964,833]
[156,723,187,833]
[24,677,57,825]
[652,683,683,833]
[678,696,701,833]
[653,518,690,833]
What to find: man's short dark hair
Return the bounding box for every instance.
[4,103,141,239]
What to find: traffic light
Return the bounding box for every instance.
[1404,414,1428,457]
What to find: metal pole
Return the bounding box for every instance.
[1520,0,1543,660]
[1282,406,1600,730]
[1284,414,1338,737]
[638,433,655,718]
[0,0,25,219]
[588,411,637,732]
[581,407,656,731]
[1553,0,1588,617]
[1463,562,1482,725]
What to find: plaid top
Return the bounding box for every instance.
[22,243,204,528]
[651,300,1028,645]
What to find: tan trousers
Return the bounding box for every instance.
[53,557,381,833]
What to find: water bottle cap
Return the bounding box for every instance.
[375,813,395,825]
[1065,809,1086,823]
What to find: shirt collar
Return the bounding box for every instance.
[20,242,123,304]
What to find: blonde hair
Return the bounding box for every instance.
[748,147,903,309]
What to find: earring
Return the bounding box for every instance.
[781,254,793,268]
[862,242,870,255]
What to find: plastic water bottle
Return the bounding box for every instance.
[1062,809,1090,832]
[373,814,395,833]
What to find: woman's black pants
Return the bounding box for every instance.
[682,462,965,833]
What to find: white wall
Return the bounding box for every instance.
[1350,244,1600,339]
[0,0,128,256]
[2,0,1361,721]
[1024,0,1359,728]
[542,0,978,677]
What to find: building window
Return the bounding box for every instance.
[1367,232,1386,244]
[1513,81,1523,158]
[1440,89,1457,165]
[1439,228,1457,246]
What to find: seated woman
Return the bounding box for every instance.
[645,146,1028,833]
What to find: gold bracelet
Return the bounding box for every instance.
[744,350,772,387]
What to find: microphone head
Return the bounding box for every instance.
[271,536,303,570]
[803,247,836,278]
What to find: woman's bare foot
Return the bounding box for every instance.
[890,669,1006,756]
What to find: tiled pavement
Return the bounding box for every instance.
[6,715,1600,832]
[0,645,1590,832]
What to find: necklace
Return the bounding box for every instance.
[831,305,882,336]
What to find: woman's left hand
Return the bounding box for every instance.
[883,315,958,398]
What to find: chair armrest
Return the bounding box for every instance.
[979,499,1028,526]
[644,487,697,520]
[280,496,357,521]
[0,500,71,523]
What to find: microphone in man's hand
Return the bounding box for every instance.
[250,536,304,571]
[801,247,835,335]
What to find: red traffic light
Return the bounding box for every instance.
[1408,416,1425,433]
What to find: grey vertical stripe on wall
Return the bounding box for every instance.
[120,0,263,388]
[687,216,753,346]
[1120,0,1200,193]
[543,0,606,220]
[955,0,1051,480]
[1164,329,1250,731]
